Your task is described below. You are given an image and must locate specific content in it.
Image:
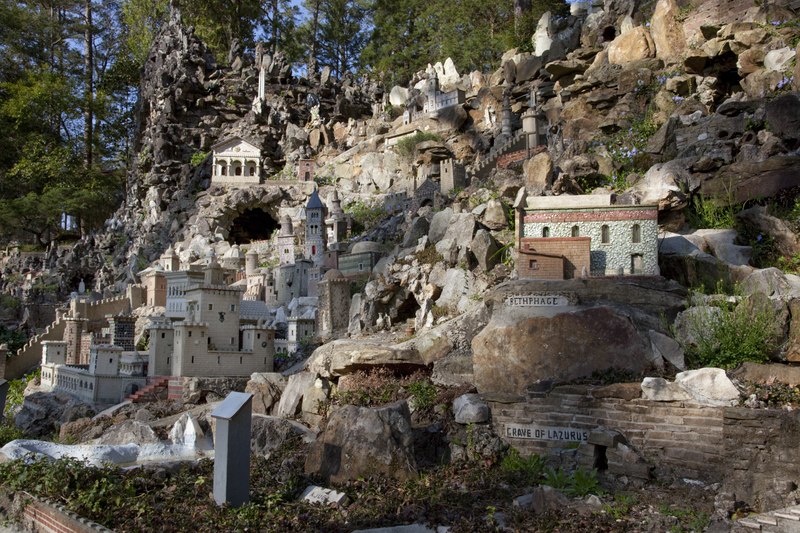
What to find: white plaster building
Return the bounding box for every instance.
[211,137,262,185]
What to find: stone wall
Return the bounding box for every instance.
[522,208,659,275]
[488,388,726,481]
[489,389,800,511]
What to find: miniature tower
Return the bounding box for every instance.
[205,251,225,285]
[245,248,259,277]
[148,320,174,377]
[277,215,296,265]
[325,190,347,246]
[63,312,87,365]
[160,245,180,272]
[318,269,351,337]
[304,190,327,267]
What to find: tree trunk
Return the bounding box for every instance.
[83,0,93,170]
[307,0,321,76]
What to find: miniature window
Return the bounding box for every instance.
[230,304,235,311]
[231,337,235,345]
[542,227,550,237]
[220,164,227,176]
[208,304,213,311]
[632,224,641,243]
[161,333,165,339]
[188,331,192,337]
[191,356,194,364]
[571,225,579,237]
[248,165,256,176]
[601,225,610,244]
[304,172,310,181]
[529,260,539,270]
[235,165,242,176]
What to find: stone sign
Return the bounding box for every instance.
[504,422,589,442]
[504,293,571,307]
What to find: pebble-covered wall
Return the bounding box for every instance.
[522,206,659,275]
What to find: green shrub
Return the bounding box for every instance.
[345,200,385,233]
[190,151,209,167]
[500,448,545,484]
[686,195,736,229]
[395,131,442,159]
[682,290,781,369]
[0,422,23,446]
[406,379,437,410]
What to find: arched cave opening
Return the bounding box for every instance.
[228,208,279,245]
[602,26,616,42]
[393,292,420,324]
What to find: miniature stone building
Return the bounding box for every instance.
[318,269,351,336]
[338,241,383,277]
[211,137,262,185]
[298,160,315,182]
[518,195,659,278]
[41,341,148,405]
[440,158,466,196]
[140,265,167,307]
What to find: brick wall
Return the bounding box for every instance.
[0,491,113,533]
[518,238,591,280]
[722,408,800,511]
[488,388,725,481]
[496,150,528,169]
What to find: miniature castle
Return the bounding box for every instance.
[38,189,362,405]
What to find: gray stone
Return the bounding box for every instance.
[674,368,739,406]
[251,414,315,456]
[245,372,286,416]
[428,208,453,244]
[275,372,318,418]
[305,340,425,378]
[97,420,161,446]
[470,230,501,272]
[737,205,800,258]
[305,401,417,483]
[764,47,794,72]
[524,152,553,194]
[648,330,685,370]
[453,393,489,424]
[389,86,410,107]
[691,229,752,267]
[482,199,507,230]
[641,377,692,401]
[740,268,800,300]
[402,217,430,248]
[15,391,96,438]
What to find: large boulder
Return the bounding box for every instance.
[470,229,501,272]
[245,372,287,416]
[643,368,739,406]
[15,391,96,438]
[608,27,656,65]
[250,414,315,456]
[97,420,161,446]
[524,152,554,194]
[473,306,650,395]
[737,205,800,258]
[275,372,318,418]
[305,401,417,483]
[650,0,686,63]
[305,340,425,378]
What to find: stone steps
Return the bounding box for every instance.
[732,504,800,532]
[127,376,171,403]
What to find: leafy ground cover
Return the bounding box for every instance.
[0,435,718,532]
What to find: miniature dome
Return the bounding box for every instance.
[323,269,346,281]
[350,240,383,255]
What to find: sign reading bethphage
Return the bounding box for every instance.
[505,423,589,442]
[504,294,570,307]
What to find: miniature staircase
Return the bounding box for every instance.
[127,376,170,403]
[733,504,800,532]
[470,129,527,181]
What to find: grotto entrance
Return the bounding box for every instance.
[228,208,279,244]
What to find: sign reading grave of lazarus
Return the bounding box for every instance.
[504,293,573,307]
[505,422,589,442]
